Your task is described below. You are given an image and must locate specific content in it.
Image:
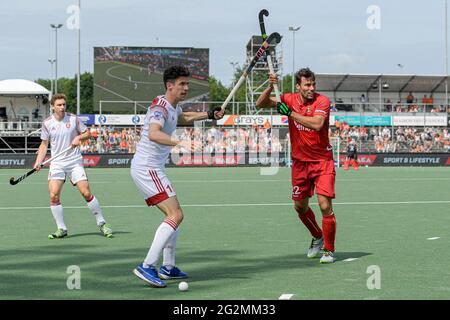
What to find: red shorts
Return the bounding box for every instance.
[291,159,336,201]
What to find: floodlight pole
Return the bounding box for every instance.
[48,59,56,95]
[50,23,63,93]
[445,0,448,111]
[77,0,81,115]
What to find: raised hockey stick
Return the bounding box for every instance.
[9,145,73,185]
[259,9,281,102]
[220,31,282,111]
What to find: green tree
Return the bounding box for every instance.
[35,73,94,114]
[208,76,230,108]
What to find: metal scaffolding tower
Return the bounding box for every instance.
[245,35,283,114]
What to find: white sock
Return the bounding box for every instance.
[86,196,106,226]
[143,218,178,267]
[163,228,179,269]
[50,203,67,230]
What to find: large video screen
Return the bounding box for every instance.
[94,46,209,113]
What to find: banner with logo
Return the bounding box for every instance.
[333,115,392,126]
[78,114,95,125]
[217,115,288,126]
[1,153,449,168]
[393,115,448,126]
[95,114,145,125]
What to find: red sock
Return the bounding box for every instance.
[298,207,322,239]
[322,212,336,252]
[344,160,350,170]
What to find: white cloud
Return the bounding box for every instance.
[319,53,364,69]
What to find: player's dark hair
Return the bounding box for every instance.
[163,65,190,89]
[295,68,315,85]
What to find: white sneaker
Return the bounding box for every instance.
[307,237,324,258]
[320,250,336,264]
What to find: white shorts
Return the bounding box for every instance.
[48,163,88,185]
[130,167,176,206]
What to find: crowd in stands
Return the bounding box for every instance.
[80,126,140,154]
[81,122,449,155]
[81,125,284,154]
[332,122,450,153]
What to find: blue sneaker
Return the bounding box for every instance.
[133,263,167,287]
[158,265,188,280]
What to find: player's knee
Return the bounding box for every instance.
[81,190,92,201]
[318,200,332,215]
[294,203,308,215]
[49,193,60,204]
[168,207,184,225]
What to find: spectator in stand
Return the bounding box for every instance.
[385,99,392,112]
[421,94,428,108]
[406,92,415,105]
[360,94,367,110]
[427,95,434,111]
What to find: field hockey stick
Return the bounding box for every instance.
[220,31,282,111]
[259,9,281,102]
[9,145,73,185]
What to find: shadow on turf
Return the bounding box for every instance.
[67,231,131,238]
[334,251,372,261]
[174,249,373,283]
[0,245,372,298]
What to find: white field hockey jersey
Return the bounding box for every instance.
[131,96,182,169]
[40,113,87,167]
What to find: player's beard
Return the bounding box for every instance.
[301,91,314,102]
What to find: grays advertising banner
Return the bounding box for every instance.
[1,153,449,169]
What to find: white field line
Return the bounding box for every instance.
[105,64,160,85]
[279,294,294,300]
[0,200,449,211]
[427,237,441,240]
[93,83,147,110]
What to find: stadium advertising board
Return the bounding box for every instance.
[78,114,96,125]
[2,153,450,168]
[95,114,145,125]
[392,115,447,126]
[94,46,209,113]
[217,115,287,126]
[333,115,392,126]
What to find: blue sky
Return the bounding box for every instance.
[0,0,448,86]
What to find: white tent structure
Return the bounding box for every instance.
[0,79,51,123]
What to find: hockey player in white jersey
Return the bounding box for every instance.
[131,66,224,287]
[34,93,113,239]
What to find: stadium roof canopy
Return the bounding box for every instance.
[0,79,50,95]
[315,74,449,94]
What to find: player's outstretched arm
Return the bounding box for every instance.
[256,73,278,109]
[178,107,224,125]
